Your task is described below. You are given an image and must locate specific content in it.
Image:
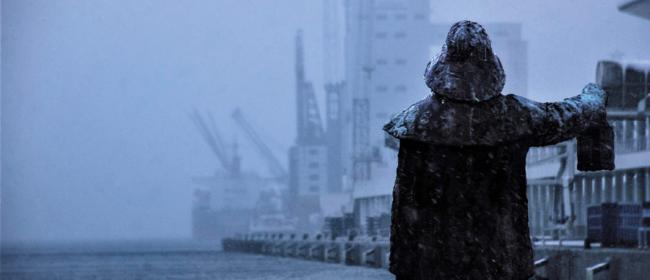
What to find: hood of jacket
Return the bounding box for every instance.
[424,21,506,103]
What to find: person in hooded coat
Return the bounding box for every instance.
[383,21,613,280]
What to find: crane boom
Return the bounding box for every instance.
[231,108,287,181]
[190,109,231,171]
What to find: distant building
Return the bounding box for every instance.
[342,0,431,209]
[288,31,330,230]
[289,145,328,196]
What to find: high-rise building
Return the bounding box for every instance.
[341,0,433,230]
[324,0,345,194]
[343,0,432,193]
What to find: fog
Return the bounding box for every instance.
[1,0,649,242]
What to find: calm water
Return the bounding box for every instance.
[1,240,393,280]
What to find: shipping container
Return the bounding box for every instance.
[587,203,618,247]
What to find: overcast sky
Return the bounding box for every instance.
[1,0,649,242]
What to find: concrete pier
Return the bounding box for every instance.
[224,233,650,280]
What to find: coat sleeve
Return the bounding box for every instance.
[518,83,609,147]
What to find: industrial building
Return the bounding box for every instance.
[342,0,431,192]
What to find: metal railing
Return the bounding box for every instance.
[614,136,650,154]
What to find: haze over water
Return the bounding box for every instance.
[1,0,648,248]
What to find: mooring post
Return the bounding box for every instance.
[586,257,612,280]
[534,256,549,279]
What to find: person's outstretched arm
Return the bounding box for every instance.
[514,83,609,147]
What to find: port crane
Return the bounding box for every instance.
[231,108,288,183]
[190,109,241,177]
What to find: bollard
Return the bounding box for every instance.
[344,242,361,265]
[261,237,272,255]
[308,242,325,261]
[384,249,391,269]
[273,234,287,256]
[285,242,297,257]
[325,239,346,264]
[308,234,326,261]
[586,257,611,280]
[533,256,549,279]
[363,246,376,267]
[639,228,650,249]
[280,234,294,257]
[364,245,385,268]
[298,242,310,259]
[296,233,310,259]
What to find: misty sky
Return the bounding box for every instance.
[1,0,649,242]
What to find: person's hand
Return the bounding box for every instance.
[582,83,608,124]
[582,83,607,105]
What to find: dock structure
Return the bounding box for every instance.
[223,233,390,269]
[223,232,650,280]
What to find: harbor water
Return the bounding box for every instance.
[0,240,393,280]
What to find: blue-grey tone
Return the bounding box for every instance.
[1,0,648,243]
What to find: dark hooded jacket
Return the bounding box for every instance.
[383,21,611,280]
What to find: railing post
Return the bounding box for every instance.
[640,228,649,249]
[534,256,549,279]
[586,257,611,280]
[363,246,377,267]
